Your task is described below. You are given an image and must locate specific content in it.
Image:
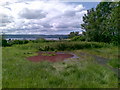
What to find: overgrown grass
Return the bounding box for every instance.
[108,59,120,68]
[2,42,118,88]
[14,41,108,51]
[76,46,119,68]
[0,47,2,89]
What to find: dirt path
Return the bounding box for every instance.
[79,52,119,77]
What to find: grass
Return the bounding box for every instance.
[108,59,120,68]
[2,41,119,88]
[14,41,108,51]
[0,47,2,89]
[76,46,119,68]
[41,52,56,56]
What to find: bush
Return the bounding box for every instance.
[2,39,29,47]
[71,36,86,41]
[23,40,29,44]
[2,39,10,47]
[68,31,79,38]
[35,42,107,51]
[16,41,108,51]
[12,40,29,44]
[32,38,47,43]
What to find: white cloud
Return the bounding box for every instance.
[19,8,47,19]
[75,5,84,11]
[0,0,87,34]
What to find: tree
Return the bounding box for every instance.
[68,31,79,38]
[1,33,9,47]
[81,1,120,44]
[81,8,99,41]
[106,2,120,44]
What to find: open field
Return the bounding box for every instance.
[1,1,119,88]
[2,41,119,88]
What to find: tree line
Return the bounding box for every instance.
[80,1,120,44]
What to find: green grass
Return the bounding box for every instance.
[2,41,119,88]
[14,41,108,51]
[0,47,2,89]
[108,59,120,68]
[41,52,56,56]
[75,46,119,68]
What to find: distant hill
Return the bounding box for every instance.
[4,34,68,40]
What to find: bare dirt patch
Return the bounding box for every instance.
[27,52,74,62]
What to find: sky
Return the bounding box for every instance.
[0,0,100,35]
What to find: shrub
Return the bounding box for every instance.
[71,36,86,41]
[36,42,107,51]
[12,40,29,44]
[16,41,108,51]
[2,39,11,47]
[23,40,29,44]
[2,39,29,47]
[32,38,47,43]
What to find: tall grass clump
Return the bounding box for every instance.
[15,41,108,51]
[108,58,120,68]
[30,38,48,43]
[57,59,118,88]
[38,41,107,51]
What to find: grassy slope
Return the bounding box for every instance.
[2,42,118,88]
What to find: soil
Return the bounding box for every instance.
[27,52,74,62]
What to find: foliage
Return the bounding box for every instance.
[2,39,29,47]
[1,34,11,47]
[71,36,86,41]
[68,31,79,38]
[12,40,29,44]
[2,39,11,47]
[81,2,120,44]
[31,38,48,43]
[17,41,108,51]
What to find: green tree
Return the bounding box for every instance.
[1,33,9,47]
[105,2,120,44]
[68,31,79,38]
[81,1,119,44]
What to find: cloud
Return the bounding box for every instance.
[75,5,84,11]
[0,0,87,34]
[0,14,13,23]
[63,10,76,17]
[19,8,47,19]
[0,6,13,27]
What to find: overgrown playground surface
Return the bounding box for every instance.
[2,41,119,88]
